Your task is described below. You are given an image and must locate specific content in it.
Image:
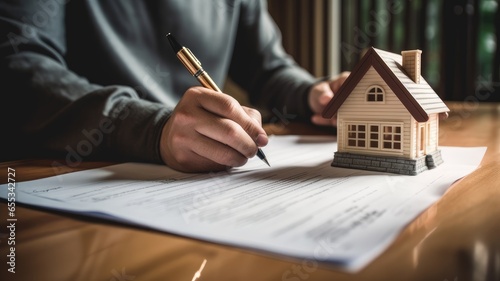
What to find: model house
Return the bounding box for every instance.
[322,47,449,175]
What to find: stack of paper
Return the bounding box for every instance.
[0,136,485,271]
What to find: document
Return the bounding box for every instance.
[0,136,486,271]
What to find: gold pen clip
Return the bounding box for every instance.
[185,48,202,66]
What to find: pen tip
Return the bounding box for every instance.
[166,33,182,53]
[256,148,270,167]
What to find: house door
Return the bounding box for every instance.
[417,124,426,156]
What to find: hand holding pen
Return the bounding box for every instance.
[158,34,270,172]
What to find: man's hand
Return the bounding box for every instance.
[159,87,268,172]
[308,71,350,126]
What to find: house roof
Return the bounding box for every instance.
[322,47,449,122]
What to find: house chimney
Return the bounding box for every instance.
[401,50,422,83]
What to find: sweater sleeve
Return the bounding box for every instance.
[0,1,171,163]
[228,0,316,121]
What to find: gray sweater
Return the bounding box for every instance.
[0,0,315,163]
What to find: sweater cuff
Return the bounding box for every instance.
[274,67,316,122]
[107,90,172,163]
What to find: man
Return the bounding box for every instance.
[0,0,347,172]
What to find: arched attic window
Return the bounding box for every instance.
[366,85,385,102]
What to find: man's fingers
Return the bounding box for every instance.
[194,111,258,159]
[161,120,247,172]
[159,87,269,173]
[243,106,262,126]
[311,114,337,127]
[192,88,268,146]
[308,82,334,114]
[329,71,350,93]
[242,106,268,147]
[171,149,230,173]
[190,133,249,167]
[319,91,333,105]
[307,72,350,128]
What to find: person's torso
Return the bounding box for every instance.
[65,0,242,108]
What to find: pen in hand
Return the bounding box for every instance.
[166,33,270,167]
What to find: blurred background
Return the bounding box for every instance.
[266,0,500,102]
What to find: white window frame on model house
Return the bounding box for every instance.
[380,124,403,151]
[346,122,403,152]
[346,123,367,148]
[365,85,385,103]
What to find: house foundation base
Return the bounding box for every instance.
[331,150,443,175]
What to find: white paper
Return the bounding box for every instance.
[0,136,486,271]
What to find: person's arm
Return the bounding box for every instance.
[228,0,316,122]
[308,72,350,126]
[0,1,170,163]
[228,0,349,126]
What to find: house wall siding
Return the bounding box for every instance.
[427,113,439,152]
[410,117,417,158]
[337,66,413,158]
[410,113,439,157]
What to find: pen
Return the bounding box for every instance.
[166,33,270,167]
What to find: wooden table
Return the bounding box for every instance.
[1,102,499,281]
